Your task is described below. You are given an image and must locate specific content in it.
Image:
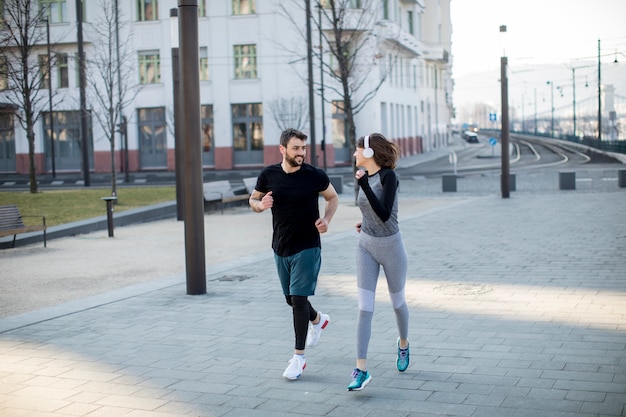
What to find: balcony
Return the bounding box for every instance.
[375,21,423,56]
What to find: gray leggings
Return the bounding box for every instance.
[356,231,409,360]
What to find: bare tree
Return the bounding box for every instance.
[0,0,53,193]
[267,96,309,132]
[85,0,139,197]
[279,0,390,157]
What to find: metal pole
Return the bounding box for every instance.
[501,55,510,199]
[114,0,129,183]
[546,81,554,137]
[534,88,537,135]
[572,68,577,138]
[305,0,316,166]
[318,5,326,171]
[171,8,183,221]
[178,0,206,295]
[597,39,602,141]
[76,0,90,186]
[45,18,55,178]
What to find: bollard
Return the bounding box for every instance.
[329,175,343,194]
[618,170,626,188]
[559,172,576,190]
[442,175,457,192]
[101,196,117,237]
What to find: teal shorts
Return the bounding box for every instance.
[274,247,321,296]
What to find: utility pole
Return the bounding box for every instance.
[171,8,184,221]
[114,0,129,183]
[499,25,510,199]
[318,5,326,170]
[178,0,206,295]
[305,0,316,166]
[76,0,90,186]
[44,16,56,178]
[597,39,602,141]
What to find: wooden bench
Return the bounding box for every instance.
[0,204,47,248]
[203,180,250,214]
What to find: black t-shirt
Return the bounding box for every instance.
[255,163,330,256]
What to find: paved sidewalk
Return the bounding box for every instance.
[1,180,625,416]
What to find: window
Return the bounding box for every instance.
[75,53,87,86]
[40,0,67,23]
[0,57,7,90]
[39,55,50,89]
[232,103,263,151]
[331,100,349,149]
[234,44,257,79]
[139,51,160,84]
[0,112,15,170]
[349,0,362,7]
[199,47,209,81]
[408,11,414,35]
[201,105,213,152]
[233,0,255,15]
[137,107,167,167]
[57,53,68,88]
[198,0,206,17]
[382,0,389,20]
[47,111,89,160]
[138,0,158,21]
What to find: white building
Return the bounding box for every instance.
[0,0,452,175]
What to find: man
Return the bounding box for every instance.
[249,128,339,380]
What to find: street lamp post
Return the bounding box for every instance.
[305,0,317,166]
[318,5,327,170]
[597,39,602,141]
[43,17,56,178]
[499,25,510,199]
[178,0,206,295]
[114,0,129,183]
[76,0,90,186]
[170,8,183,221]
[547,80,554,137]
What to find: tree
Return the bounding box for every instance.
[279,0,392,199]
[0,0,53,193]
[85,0,139,197]
[268,96,309,132]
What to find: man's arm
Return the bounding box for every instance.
[315,184,339,233]
[249,189,272,213]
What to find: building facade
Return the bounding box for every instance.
[0,0,452,175]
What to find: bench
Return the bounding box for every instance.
[0,204,47,248]
[203,180,250,214]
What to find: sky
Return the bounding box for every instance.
[450,0,626,118]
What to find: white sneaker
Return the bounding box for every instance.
[306,312,330,347]
[283,355,306,380]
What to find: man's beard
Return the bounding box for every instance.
[285,155,304,167]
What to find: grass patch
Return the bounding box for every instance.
[0,186,176,227]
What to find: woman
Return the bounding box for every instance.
[348,133,410,391]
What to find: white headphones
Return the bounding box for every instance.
[362,135,374,158]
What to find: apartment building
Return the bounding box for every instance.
[0,0,452,175]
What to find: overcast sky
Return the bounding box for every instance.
[450,0,626,112]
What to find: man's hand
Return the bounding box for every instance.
[315,217,329,234]
[249,190,273,212]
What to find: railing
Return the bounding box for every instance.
[502,129,626,155]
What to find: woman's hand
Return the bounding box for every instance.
[355,222,362,233]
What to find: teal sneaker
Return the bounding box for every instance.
[347,368,372,391]
[396,338,410,372]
